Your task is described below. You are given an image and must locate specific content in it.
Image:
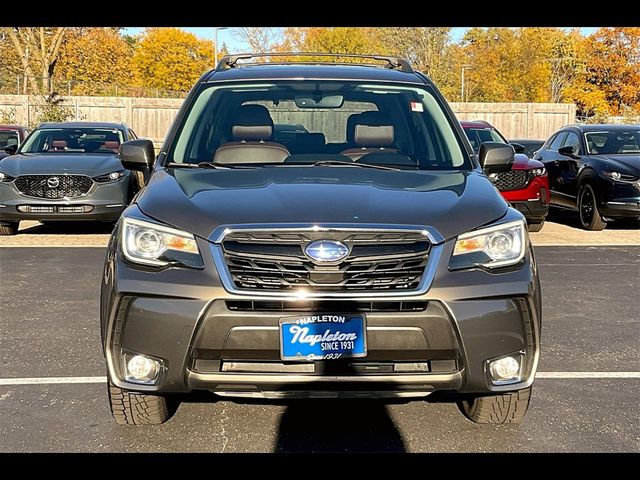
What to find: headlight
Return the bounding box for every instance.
[450,220,526,270]
[530,168,546,176]
[94,170,126,182]
[602,171,638,182]
[0,172,15,182]
[121,217,203,268]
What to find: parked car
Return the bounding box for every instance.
[461,121,550,232]
[534,124,640,230]
[0,125,29,161]
[100,53,541,427]
[0,121,140,235]
[509,139,545,159]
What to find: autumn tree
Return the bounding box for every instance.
[277,27,384,61]
[582,27,640,115]
[132,28,215,92]
[56,28,134,95]
[3,27,68,94]
[378,28,454,87]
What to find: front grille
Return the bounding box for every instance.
[225,300,428,312]
[491,170,529,191]
[221,230,431,292]
[14,175,92,199]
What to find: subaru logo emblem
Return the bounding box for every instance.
[47,177,60,188]
[304,240,349,263]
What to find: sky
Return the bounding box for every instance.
[122,27,600,52]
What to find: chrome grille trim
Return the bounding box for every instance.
[209,224,444,299]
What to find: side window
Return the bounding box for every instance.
[464,129,480,152]
[548,132,567,152]
[562,131,581,154]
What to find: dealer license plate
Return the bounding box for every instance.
[279,314,367,361]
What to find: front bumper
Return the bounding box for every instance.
[597,176,640,219]
[101,216,542,397]
[0,178,129,223]
[502,176,549,223]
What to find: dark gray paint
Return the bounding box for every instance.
[136,168,508,242]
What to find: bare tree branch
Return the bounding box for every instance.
[232,28,280,54]
[5,28,41,94]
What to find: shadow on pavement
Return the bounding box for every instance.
[274,399,406,452]
[18,221,115,235]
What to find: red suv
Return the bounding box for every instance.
[462,121,549,232]
[0,125,29,161]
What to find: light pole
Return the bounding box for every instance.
[213,27,229,66]
[461,65,473,102]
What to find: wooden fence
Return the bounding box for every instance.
[0,95,576,147]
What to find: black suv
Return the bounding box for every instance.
[101,53,542,426]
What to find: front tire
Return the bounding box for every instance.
[459,387,532,424]
[108,380,172,425]
[527,220,545,232]
[0,221,19,236]
[578,183,606,231]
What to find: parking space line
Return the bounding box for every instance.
[0,376,108,385]
[1,372,639,386]
[535,372,640,378]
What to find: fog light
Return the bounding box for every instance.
[125,354,160,384]
[489,355,522,384]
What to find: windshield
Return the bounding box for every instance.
[168,81,469,170]
[584,130,640,155]
[0,131,19,149]
[19,128,123,154]
[463,127,506,153]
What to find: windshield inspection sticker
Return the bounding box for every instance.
[410,101,424,112]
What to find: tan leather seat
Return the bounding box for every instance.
[213,105,290,165]
[340,124,397,161]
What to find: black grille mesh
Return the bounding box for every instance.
[222,231,431,292]
[491,170,529,191]
[14,175,92,199]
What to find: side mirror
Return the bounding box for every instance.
[479,142,514,173]
[4,144,17,155]
[119,139,155,171]
[510,142,525,154]
[558,145,579,159]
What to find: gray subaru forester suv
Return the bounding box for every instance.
[101,53,541,426]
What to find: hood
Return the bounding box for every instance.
[591,154,640,174]
[0,153,123,176]
[136,167,509,242]
[512,153,543,170]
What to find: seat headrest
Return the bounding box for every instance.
[354,125,394,147]
[232,104,274,141]
[51,140,67,150]
[346,111,389,143]
[103,141,120,151]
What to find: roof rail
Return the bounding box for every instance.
[215,52,414,73]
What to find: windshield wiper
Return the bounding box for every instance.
[165,162,254,169]
[308,160,403,171]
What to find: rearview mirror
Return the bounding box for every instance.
[510,142,525,154]
[295,95,344,109]
[479,142,514,173]
[558,145,580,159]
[119,139,155,171]
[4,144,17,155]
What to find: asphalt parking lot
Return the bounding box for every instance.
[0,218,638,452]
